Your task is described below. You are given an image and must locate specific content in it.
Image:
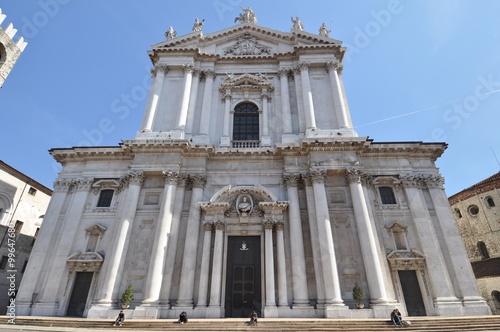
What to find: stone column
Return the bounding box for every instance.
[275,222,288,307]
[142,171,178,304]
[424,175,488,307]
[278,68,293,135]
[143,65,168,132]
[16,179,72,314]
[346,169,389,304]
[310,170,344,305]
[326,61,349,129]
[298,63,316,130]
[176,173,207,307]
[34,179,92,310]
[264,220,276,307]
[199,70,216,136]
[261,89,271,147]
[220,89,232,147]
[197,222,213,307]
[303,174,325,306]
[283,173,309,306]
[209,221,225,307]
[292,68,306,133]
[400,175,460,305]
[177,64,194,133]
[159,174,188,306]
[184,69,201,135]
[96,171,144,304]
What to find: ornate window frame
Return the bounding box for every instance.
[91,179,121,211]
[371,176,402,209]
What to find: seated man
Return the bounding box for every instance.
[178,311,188,324]
[113,310,125,326]
[249,310,258,326]
[390,308,403,326]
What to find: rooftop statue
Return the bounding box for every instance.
[319,23,331,37]
[235,6,257,24]
[291,16,304,31]
[165,26,177,40]
[192,18,204,32]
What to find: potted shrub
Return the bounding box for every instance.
[352,283,364,309]
[121,285,134,309]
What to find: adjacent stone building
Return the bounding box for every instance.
[0,161,52,314]
[449,172,500,314]
[16,9,491,319]
[0,8,27,88]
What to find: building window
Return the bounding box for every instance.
[379,186,397,204]
[478,241,490,260]
[493,291,500,307]
[14,220,23,237]
[0,256,7,269]
[97,189,114,207]
[32,227,40,247]
[485,197,495,208]
[28,187,37,196]
[21,260,28,273]
[468,204,479,216]
[233,102,259,141]
[454,208,462,218]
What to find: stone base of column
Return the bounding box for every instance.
[462,297,492,315]
[192,134,211,145]
[219,136,230,147]
[30,301,59,316]
[324,305,350,318]
[370,303,401,318]
[204,306,223,318]
[281,134,299,144]
[261,136,272,147]
[263,305,279,317]
[132,306,160,318]
[12,301,31,316]
[87,305,118,319]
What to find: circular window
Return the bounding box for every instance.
[468,205,479,216]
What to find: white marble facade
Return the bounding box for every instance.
[16,9,491,319]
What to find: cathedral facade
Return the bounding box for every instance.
[17,9,491,319]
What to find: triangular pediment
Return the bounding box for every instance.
[220,73,273,91]
[150,23,342,59]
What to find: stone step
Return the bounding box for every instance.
[1,315,500,331]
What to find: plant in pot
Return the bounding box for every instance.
[121,285,134,309]
[352,283,364,309]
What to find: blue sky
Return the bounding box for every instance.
[1,0,499,196]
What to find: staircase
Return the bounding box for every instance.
[1,315,500,331]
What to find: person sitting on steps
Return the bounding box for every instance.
[391,308,403,327]
[249,310,258,326]
[113,310,125,326]
[178,311,188,324]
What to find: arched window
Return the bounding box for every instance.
[486,197,495,208]
[97,189,114,207]
[379,186,397,204]
[478,241,490,260]
[493,291,500,307]
[233,102,259,142]
[454,208,462,218]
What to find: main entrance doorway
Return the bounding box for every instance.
[66,272,93,317]
[398,270,426,316]
[225,236,261,318]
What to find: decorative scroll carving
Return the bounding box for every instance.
[190,173,207,188]
[177,173,189,188]
[92,179,121,195]
[326,61,343,74]
[263,220,274,230]
[277,68,290,78]
[309,170,326,184]
[400,174,425,189]
[283,173,300,188]
[424,175,445,189]
[67,251,104,272]
[162,170,179,185]
[387,249,426,271]
[224,33,270,56]
[72,178,93,191]
[151,65,168,77]
[183,63,195,74]
[275,222,285,231]
[203,222,213,232]
[220,73,274,92]
[345,169,365,184]
[53,179,72,192]
[214,221,225,231]
[297,62,310,72]
[121,171,145,187]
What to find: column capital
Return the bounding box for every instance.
[203,222,213,232]
[263,220,274,230]
[424,174,445,189]
[400,174,424,188]
[190,173,207,188]
[183,63,195,74]
[53,179,72,192]
[310,170,326,184]
[302,173,313,186]
[121,171,145,187]
[275,221,285,231]
[214,221,225,231]
[283,173,300,188]
[345,169,366,184]
[162,170,179,185]
[261,91,271,101]
[298,62,310,72]
[151,65,168,77]
[203,69,216,80]
[325,61,343,74]
[72,178,93,192]
[177,173,189,188]
[277,67,290,78]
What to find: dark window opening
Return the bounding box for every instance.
[454,208,462,218]
[0,256,7,269]
[379,186,397,204]
[233,102,259,141]
[97,189,114,207]
[486,197,495,208]
[28,187,37,196]
[21,260,28,273]
[478,241,490,260]
[32,227,40,247]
